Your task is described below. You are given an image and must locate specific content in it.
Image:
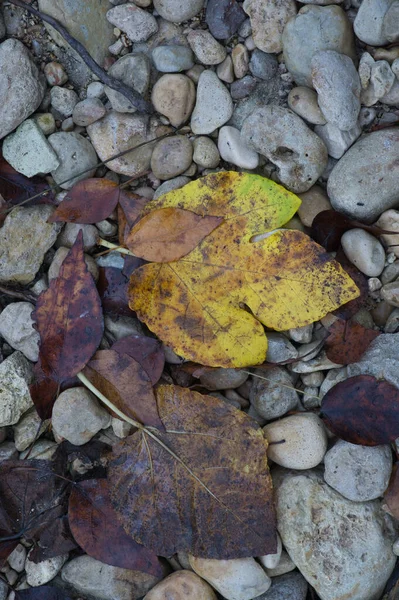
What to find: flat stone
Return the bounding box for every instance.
[383,0,399,42]
[26,551,68,587]
[152,0,204,22]
[0,302,39,361]
[151,74,196,127]
[187,30,227,65]
[153,176,191,199]
[193,136,220,168]
[2,119,60,177]
[48,132,98,190]
[243,0,297,54]
[288,86,326,125]
[191,70,233,135]
[0,205,61,284]
[151,135,193,180]
[0,352,33,427]
[144,570,217,600]
[105,53,151,113]
[14,409,48,452]
[106,4,158,42]
[152,45,194,72]
[249,49,278,81]
[72,98,106,126]
[354,0,394,46]
[218,125,259,169]
[314,121,361,160]
[200,368,248,390]
[19,439,58,460]
[341,229,385,277]
[274,469,396,600]
[206,0,246,39]
[0,39,46,139]
[250,366,299,420]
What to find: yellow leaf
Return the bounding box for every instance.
[128,172,359,367]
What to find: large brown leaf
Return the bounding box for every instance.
[112,334,165,385]
[68,478,164,575]
[0,154,55,206]
[33,231,104,381]
[108,384,276,559]
[325,319,380,365]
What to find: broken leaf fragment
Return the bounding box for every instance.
[128,172,360,367]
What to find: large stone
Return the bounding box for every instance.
[48,132,98,190]
[151,74,196,127]
[0,352,33,427]
[254,572,308,600]
[37,0,114,65]
[0,205,61,284]
[282,5,356,87]
[327,128,399,222]
[243,0,297,54]
[2,119,59,177]
[354,0,394,46]
[206,0,246,40]
[191,70,233,135]
[151,135,193,180]
[107,4,158,42]
[383,0,399,42]
[0,39,46,139]
[144,570,217,600]
[347,334,399,388]
[0,302,39,361]
[274,469,396,600]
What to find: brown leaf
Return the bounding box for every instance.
[48,179,122,224]
[29,360,60,420]
[33,231,104,382]
[333,249,369,320]
[112,334,165,385]
[83,349,163,429]
[68,478,164,575]
[126,208,224,262]
[384,463,399,520]
[109,384,276,559]
[320,375,399,445]
[118,193,148,245]
[0,154,55,206]
[97,267,135,317]
[325,319,380,365]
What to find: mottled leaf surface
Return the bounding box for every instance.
[112,334,165,385]
[325,319,380,365]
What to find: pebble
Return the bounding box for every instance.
[327,128,399,222]
[44,61,68,86]
[72,98,106,126]
[207,0,246,39]
[106,4,158,42]
[187,30,227,65]
[152,45,194,72]
[250,367,299,420]
[0,39,46,139]
[241,106,328,193]
[255,572,308,600]
[52,387,111,445]
[35,113,56,136]
[14,409,48,452]
[288,323,314,344]
[354,0,393,45]
[230,76,257,100]
[381,282,399,307]
[314,121,362,160]
[104,314,144,341]
[87,111,153,177]
[200,368,248,390]
[292,350,341,373]
[48,132,98,190]
[153,0,204,22]
[376,210,399,258]
[2,119,60,178]
[383,1,399,42]
[341,229,385,277]
[265,551,295,578]
[264,413,327,469]
[282,5,356,87]
[297,185,331,227]
[189,556,271,600]
[144,570,217,600]
[0,205,61,284]
[0,302,39,362]
[0,352,33,427]
[87,81,105,98]
[153,175,190,199]
[216,55,234,83]
[57,223,99,251]
[50,86,79,117]
[151,74,196,127]
[258,534,282,570]
[249,49,278,81]
[151,135,193,180]
[243,0,297,54]
[265,333,298,363]
[364,60,396,106]
[324,440,392,501]
[218,126,259,169]
[49,247,99,281]
[61,555,165,600]
[287,87,326,125]
[8,545,27,573]
[274,469,396,600]
[105,53,151,113]
[193,137,220,168]
[191,70,233,135]
[232,44,249,78]
[26,552,68,587]
[0,441,18,462]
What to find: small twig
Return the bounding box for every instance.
[97,238,136,257]
[0,284,37,303]
[7,0,153,113]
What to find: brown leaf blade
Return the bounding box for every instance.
[325,319,380,365]
[0,154,55,206]
[29,360,60,420]
[384,463,399,521]
[48,179,121,224]
[320,375,399,445]
[109,384,276,559]
[126,207,224,262]
[33,231,104,382]
[112,334,165,385]
[68,478,164,575]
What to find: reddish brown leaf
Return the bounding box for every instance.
[16,588,72,600]
[33,231,104,382]
[325,319,380,365]
[384,463,399,520]
[0,154,55,206]
[29,360,60,420]
[68,478,164,575]
[48,179,121,224]
[333,249,368,320]
[126,208,224,262]
[112,334,165,385]
[97,267,135,317]
[83,349,163,429]
[320,375,399,445]
[118,193,147,245]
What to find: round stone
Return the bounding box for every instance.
[218,125,259,169]
[144,570,217,600]
[341,229,385,277]
[288,86,326,125]
[153,0,204,22]
[193,136,220,168]
[151,135,193,180]
[190,70,233,135]
[72,98,106,126]
[152,45,194,72]
[151,74,196,127]
[187,30,227,65]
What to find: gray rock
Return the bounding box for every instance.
[48,132,98,190]
[383,0,399,42]
[50,86,79,117]
[381,79,399,106]
[254,572,308,600]
[200,368,248,391]
[341,229,385,277]
[354,0,393,46]
[104,314,144,341]
[0,302,39,361]
[56,223,98,251]
[206,0,246,40]
[282,5,356,87]
[314,121,361,159]
[26,551,68,587]
[152,45,194,72]
[0,579,7,600]
[193,136,220,168]
[0,11,5,40]
[230,76,257,99]
[243,0,297,54]
[151,135,193,180]
[0,441,18,462]
[265,333,298,363]
[72,98,106,126]
[327,128,399,222]
[105,53,151,113]
[324,440,392,502]
[311,51,360,131]
[274,469,396,600]
[153,176,191,199]
[217,55,234,83]
[0,39,46,139]
[152,0,204,22]
[19,439,57,460]
[2,119,59,177]
[287,86,327,125]
[61,555,165,600]
[191,70,233,135]
[347,334,399,388]
[0,352,33,427]
[14,409,48,452]
[218,125,259,169]
[229,80,280,129]
[187,30,227,65]
[8,544,27,573]
[0,205,61,284]
[249,49,278,81]
[106,4,158,42]
[241,106,328,193]
[250,366,299,420]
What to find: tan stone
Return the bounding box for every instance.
[152,74,196,127]
[297,185,332,226]
[144,570,217,600]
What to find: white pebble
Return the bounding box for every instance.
[341,228,385,277]
[218,126,259,169]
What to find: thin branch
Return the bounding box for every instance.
[0,285,37,303]
[7,0,153,113]
[97,238,136,257]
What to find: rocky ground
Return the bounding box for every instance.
[1,0,399,599]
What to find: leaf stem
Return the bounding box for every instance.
[97,239,136,257]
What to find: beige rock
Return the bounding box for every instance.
[265,550,296,577]
[232,44,249,78]
[14,409,49,452]
[0,352,33,427]
[49,246,99,281]
[297,186,331,227]
[152,74,196,127]
[376,209,399,258]
[187,30,227,65]
[151,135,193,180]
[381,282,399,307]
[193,137,220,168]
[243,0,297,53]
[216,55,234,83]
[0,302,39,361]
[288,87,326,125]
[341,228,385,277]
[144,570,217,600]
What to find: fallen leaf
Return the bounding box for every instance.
[109,384,277,559]
[128,171,359,368]
[15,588,72,600]
[0,154,55,206]
[83,349,163,429]
[33,231,104,382]
[68,478,164,575]
[126,207,223,262]
[325,319,380,365]
[112,334,165,385]
[118,193,148,245]
[332,250,369,320]
[384,463,399,520]
[97,267,135,317]
[28,515,77,563]
[320,375,399,445]
[29,360,60,420]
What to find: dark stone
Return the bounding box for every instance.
[230,75,257,99]
[254,572,308,600]
[249,49,279,81]
[205,0,246,40]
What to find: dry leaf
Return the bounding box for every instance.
[325,319,380,365]
[128,172,359,368]
[109,384,277,559]
[126,207,223,262]
[112,334,165,385]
